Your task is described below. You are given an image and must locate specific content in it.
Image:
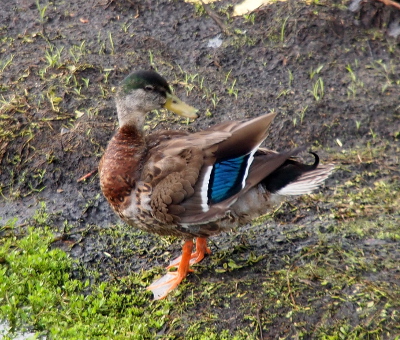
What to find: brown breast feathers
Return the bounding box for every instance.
[99,125,145,213]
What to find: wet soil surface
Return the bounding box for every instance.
[1,0,400,337]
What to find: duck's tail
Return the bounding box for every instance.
[260,150,334,195]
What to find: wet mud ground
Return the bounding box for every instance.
[1,0,400,338]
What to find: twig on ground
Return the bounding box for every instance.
[199,0,230,35]
[77,169,98,182]
[286,268,297,308]
[375,0,400,10]
[256,307,263,340]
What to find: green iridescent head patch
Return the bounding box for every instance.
[120,70,171,95]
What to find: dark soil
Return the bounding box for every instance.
[1,0,400,338]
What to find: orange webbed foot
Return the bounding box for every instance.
[147,271,186,300]
[147,238,211,300]
[167,237,211,269]
[147,239,194,300]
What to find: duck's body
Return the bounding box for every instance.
[99,70,334,299]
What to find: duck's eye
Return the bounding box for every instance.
[145,85,154,91]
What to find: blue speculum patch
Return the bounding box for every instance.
[208,154,251,204]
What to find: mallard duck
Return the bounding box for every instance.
[99,70,334,300]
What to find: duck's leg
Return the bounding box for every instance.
[147,239,194,300]
[167,237,211,269]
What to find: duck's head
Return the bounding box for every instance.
[115,70,198,128]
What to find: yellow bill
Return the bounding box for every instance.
[164,93,198,119]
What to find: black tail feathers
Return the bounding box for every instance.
[261,152,320,193]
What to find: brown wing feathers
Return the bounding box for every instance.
[148,148,204,223]
[213,113,276,159]
[146,112,281,224]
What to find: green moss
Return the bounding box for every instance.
[0,225,171,339]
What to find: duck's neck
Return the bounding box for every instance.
[116,100,147,129]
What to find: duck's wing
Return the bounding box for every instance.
[142,112,281,225]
